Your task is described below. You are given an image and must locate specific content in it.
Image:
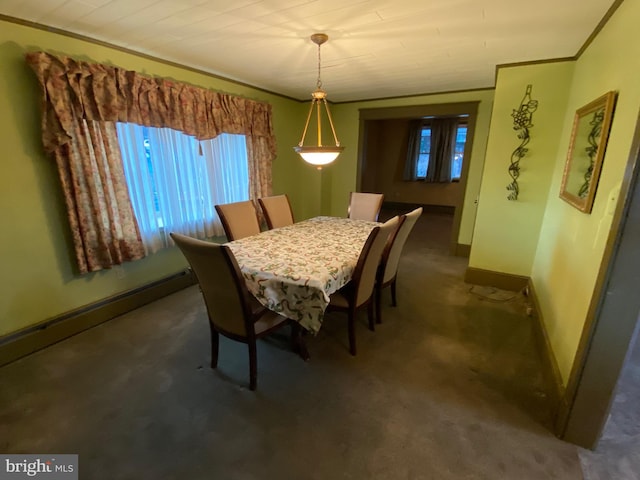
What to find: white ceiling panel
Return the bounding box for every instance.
[0,0,617,101]
[45,1,103,29]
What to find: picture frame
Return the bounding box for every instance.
[559,91,617,213]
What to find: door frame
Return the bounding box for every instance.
[557,110,640,448]
[357,102,479,256]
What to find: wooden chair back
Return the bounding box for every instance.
[170,232,252,337]
[215,200,261,241]
[258,194,295,229]
[352,216,400,306]
[348,192,384,222]
[381,207,422,284]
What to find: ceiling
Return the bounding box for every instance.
[1,0,617,102]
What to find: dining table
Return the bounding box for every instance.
[225,216,378,357]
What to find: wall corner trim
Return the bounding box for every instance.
[526,279,566,433]
[455,243,471,258]
[0,269,196,367]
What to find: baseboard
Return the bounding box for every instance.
[463,267,529,292]
[554,394,573,438]
[0,269,196,367]
[454,243,471,257]
[382,201,455,215]
[526,279,566,430]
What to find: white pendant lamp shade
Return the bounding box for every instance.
[294,146,343,166]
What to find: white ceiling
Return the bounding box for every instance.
[1,0,617,102]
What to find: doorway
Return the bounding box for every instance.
[558,110,640,453]
[357,102,479,256]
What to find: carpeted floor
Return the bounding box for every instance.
[0,209,601,479]
[578,335,640,480]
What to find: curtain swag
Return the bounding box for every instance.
[25,51,277,156]
[26,51,276,274]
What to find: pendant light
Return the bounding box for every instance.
[294,33,344,169]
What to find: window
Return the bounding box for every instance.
[416,127,431,178]
[451,124,468,180]
[405,117,467,182]
[116,123,249,253]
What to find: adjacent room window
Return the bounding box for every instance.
[451,123,468,180]
[415,126,432,178]
[405,116,468,182]
[116,123,249,254]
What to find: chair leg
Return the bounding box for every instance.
[390,278,398,307]
[248,341,258,391]
[368,301,375,332]
[290,321,299,351]
[290,322,310,361]
[375,284,382,324]
[209,323,219,369]
[348,310,357,356]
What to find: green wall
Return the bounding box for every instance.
[328,89,495,245]
[467,0,640,385]
[469,62,575,275]
[531,0,640,384]
[11,2,636,392]
[0,20,306,337]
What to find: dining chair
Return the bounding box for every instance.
[215,200,261,241]
[258,194,295,230]
[347,192,385,222]
[375,207,423,324]
[170,232,291,391]
[327,216,400,355]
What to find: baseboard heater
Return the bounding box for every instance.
[0,269,196,367]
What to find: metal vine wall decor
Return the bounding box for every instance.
[506,84,538,200]
[577,108,605,198]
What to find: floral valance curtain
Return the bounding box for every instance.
[26,51,276,274]
[25,52,277,156]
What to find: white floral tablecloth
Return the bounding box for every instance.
[226,216,378,333]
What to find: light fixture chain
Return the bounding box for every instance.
[316,41,322,90]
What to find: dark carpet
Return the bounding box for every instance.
[0,210,587,479]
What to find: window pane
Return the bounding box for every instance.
[117,123,248,253]
[416,153,429,178]
[417,127,431,177]
[451,125,467,180]
[142,131,161,213]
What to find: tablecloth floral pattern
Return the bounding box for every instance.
[226,216,377,334]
